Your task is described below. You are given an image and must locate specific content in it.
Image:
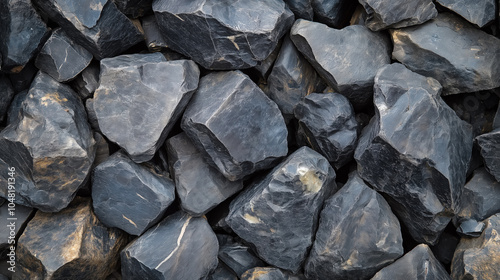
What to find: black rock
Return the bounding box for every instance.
[436,0,496,27]
[93,53,200,162]
[166,133,243,216]
[391,13,500,95]
[456,219,486,238]
[92,132,110,168]
[121,211,219,280]
[311,0,357,28]
[355,63,473,245]
[0,203,34,254]
[284,0,314,20]
[254,40,282,79]
[181,71,288,181]
[494,100,500,130]
[0,74,15,123]
[290,19,390,108]
[241,267,288,280]
[7,61,38,92]
[294,92,358,169]
[72,61,100,100]
[85,98,100,133]
[114,0,152,18]
[476,129,500,181]
[153,0,294,70]
[226,147,336,273]
[219,239,266,277]
[208,263,239,280]
[431,231,460,265]
[6,90,28,125]
[141,15,168,52]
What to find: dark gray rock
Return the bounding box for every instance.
[391,13,500,95]
[6,89,28,125]
[141,15,168,52]
[457,219,486,237]
[304,172,403,280]
[355,63,473,245]
[72,61,100,99]
[0,203,34,253]
[290,19,390,108]
[285,0,314,20]
[32,0,143,59]
[0,72,96,212]
[92,132,110,168]
[166,133,243,216]
[476,129,500,182]
[218,240,266,277]
[92,151,175,236]
[226,147,336,273]
[431,231,460,266]
[114,0,152,18]
[208,263,239,280]
[493,100,500,130]
[153,0,294,70]
[121,211,219,280]
[436,0,495,27]
[311,0,357,28]
[294,92,358,169]
[94,53,200,162]
[85,98,100,133]
[181,71,288,181]
[241,267,288,280]
[7,60,38,92]
[0,74,15,123]
[254,40,282,79]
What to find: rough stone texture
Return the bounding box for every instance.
[355,63,473,245]
[294,92,358,169]
[208,263,239,280]
[0,74,15,123]
[0,203,34,254]
[452,213,500,280]
[284,0,314,20]
[0,72,95,212]
[121,211,219,280]
[181,71,288,181]
[457,219,485,237]
[114,0,152,18]
[153,0,294,70]
[476,129,500,182]
[241,267,288,280]
[85,98,100,133]
[253,41,282,79]
[92,151,175,236]
[166,133,243,216]
[141,15,168,52]
[14,197,127,280]
[72,61,100,100]
[311,0,357,28]
[436,0,496,27]
[391,13,500,95]
[226,147,337,273]
[290,19,390,107]
[32,0,143,60]
[94,53,200,163]
[304,172,403,280]
[218,239,266,277]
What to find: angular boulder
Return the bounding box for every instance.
[284,0,314,20]
[436,0,496,27]
[218,239,266,277]
[72,61,100,100]
[475,129,500,182]
[311,0,357,28]
[141,15,168,52]
[208,263,239,280]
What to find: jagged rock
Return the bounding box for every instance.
[311,0,357,28]
[85,98,100,133]
[0,0,49,73]
[355,63,473,245]
[391,13,500,95]
[254,41,282,79]
[241,267,287,280]
[372,244,452,280]
[284,0,314,20]
[94,53,200,162]
[436,0,495,27]
[218,239,266,277]
[7,61,38,92]
[14,197,127,280]
[114,0,152,18]
[166,133,243,216]
[294,92,358,169]
[0,203,34,255]
[141,15,168,52]
[152,0,294,70]
[290,19,390,107]
[72,61,100,100]
[208,263,238,280]
[452,213,500,280]
[181,71,288,181]
[32,0,143,59]
[0,74,15,123]
[304,172,403,279]
[457,219,485,237]
[476,129,500,181]
[121,211,219,280]
[226,147,336,273]
[92,132,109,168]
[92,151,175,236]
[0,72,95,212]
[6,90,28,125]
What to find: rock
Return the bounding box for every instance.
[0,203,34,254]
[218,240,266,277]
[494,101,500,130]
[208,263,239,280]
[181,71,288,181]
[290,19,390,108]
[85,98,100,132]
[451,213,500,280]
[254,41,282,79]
[71,61,100,99]
[7,60,38,92]
[32,0,143,59]
[355,63,473,245]
[432,231,460,265]
[372,244,452,280]
[153,0,294,70]
[457,219,486,238]
[114,0,152,18]
[121,211,219,280]
[476,129,500,181]
[94,53,200,162]
[0,0,49,73]
[436,0,495,27]
[241,267,288,280]
[304,172,403,279]
[6,90,28,125]
[141,15,168,52]
[284,0,314,20]
[0,72,95,212]
[311,0,357,28]
[0,74,15,123]
[92,132,109,168]
[226,147,336,273]
[294,92,358,169]
[166,133,243,216]
[14,197,127,280]
[391,13,500,95]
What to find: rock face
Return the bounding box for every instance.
[121,211,219,280]
[436,0,496,27]
[284,0,314,20]
[93,53,200,162]
[0,74,15,123]
[476,129,500,182]
[152,0,294,70]
[92,152,175,236]
[181,71,288,181]
[114,0,152,18]
[14,197,127,280]
[166,133,243,216]
[0,203,34,253]
[218,239,266,277]
[241,267,288,280]
[311,0,357,28]
[208,263,239,280]
[391,13,500,95]
[141,15,168,52]
[290,19,390,107]
[72,61,100,100]
[226,147,337,273]
[355,63,473,245]
[0,72,95,212]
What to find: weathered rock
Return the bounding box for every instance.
[14,197,127,280]
[285,0,314,20]
[0,72,95,212]
[182,71,288,181]
[208,263,239,280]
[451,213,500,280]
[85,98,100,133]
[6,90,28,125]
[0,203,34,254]
[290,19,390,107]
[0,74,15,123]
[94,53,199,162]
[436,0,495,27]
[391,13,500,95]
[71,61,100,100]
[457,219,486,238]
[294,92,358,169]
[218,239,266,277]
[141,15,168,52]
[226,147,336,273]
[121,211,219,280]
[241,267,288,280]
[32,0,143,59]
[114,0,152,18]
[311,0,357,28]
[254,41,282,79]
[153,0,294,70]
[476,129,500,182]
[355,63,473,245]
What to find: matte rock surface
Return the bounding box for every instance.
[72,61,100,100]
[218,239,266,277]
[208,263,239,280]
[285,0,314,20]
[311,0,356,28]
[0,74,15,123]
[436,0,495,27]
[456,219,485,237]
[141,15,168,52]
[476,129,500,182]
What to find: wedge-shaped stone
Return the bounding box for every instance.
[218,238,266,277]
[436,0,495,27]
[72,61,100,99]
[476,129,500,182]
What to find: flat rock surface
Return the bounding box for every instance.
[218,239,266,277]
[72,61,100,99]
[436,0,495,27]
[285,0,313,20]
[475,129,500,182]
